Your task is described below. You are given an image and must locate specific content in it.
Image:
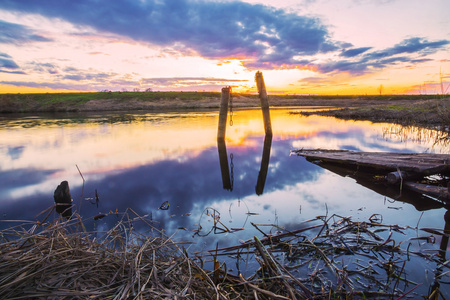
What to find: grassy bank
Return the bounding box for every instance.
[1,92,449,132]
[298,97,450,130]
[0,91,223,113]
[0,91,446,113]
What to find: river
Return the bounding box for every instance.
[0,108,448,296]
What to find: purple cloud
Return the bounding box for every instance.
[340,47,372,57]
[0,20,51,44]
[0,1,448,77]
[318,37,449,74]
[0,0,337,69]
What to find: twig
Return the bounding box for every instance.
[76,164,85,213]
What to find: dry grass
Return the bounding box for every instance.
[0,208,226,299]
[1,207,448,299]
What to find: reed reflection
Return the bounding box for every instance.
[428,210,450,299]
[439,210,450,260]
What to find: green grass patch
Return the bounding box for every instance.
[1,91,222,105]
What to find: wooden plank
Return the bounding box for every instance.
[292,149,450,176]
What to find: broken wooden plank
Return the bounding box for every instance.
[292,149,450,176]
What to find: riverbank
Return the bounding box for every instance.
[1,92,448,130]
[297,97,450,130]
[0,91,444,111]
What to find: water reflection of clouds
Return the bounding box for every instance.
[0,110,447,238]
[291,123,435,153]
[6,146,25,160]
[0,168,60,198]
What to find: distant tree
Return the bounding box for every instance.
[145,88,153,92]
[133,88,140,92]
[377,84,383,95]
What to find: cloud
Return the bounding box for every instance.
[0,52,26,74]
[0,0,338,69]
[318,37,449,74]
[141,77,248,86]
[0,76,245,92]
[0,1,447,79]
[0,80,96,91]
[0,69,26,74]
[0,19,52,44]
[0,57,19,69]
[0,52,12,58]
[298,76,329,84]
[62,72,115,82]
[364,37,450,60]
[340,47,372,57]
[29,62,59,74]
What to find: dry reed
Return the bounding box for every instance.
[0,208,227,299]
[1,207,448,299]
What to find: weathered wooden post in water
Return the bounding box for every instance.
[255,71,272,136]
[54,181,73,219]
[217,86,232,190]
[217,86,231,139]
[217,75,273,194]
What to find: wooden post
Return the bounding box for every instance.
[255,71,272,136]
[54,181,73,219]
[218,87,231,140]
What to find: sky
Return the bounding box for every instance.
[0,0,449,95]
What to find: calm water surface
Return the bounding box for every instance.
[1,108,449,295]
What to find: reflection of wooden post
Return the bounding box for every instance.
[218,87,231,139]
[439,210,450,260]
[255,72,272,136]
[217,138,232,191]
[255,134,272,195]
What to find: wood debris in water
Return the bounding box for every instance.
[1,207,449,299]
[199,213,450,299]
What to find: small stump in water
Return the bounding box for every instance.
[54,181,73,218]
